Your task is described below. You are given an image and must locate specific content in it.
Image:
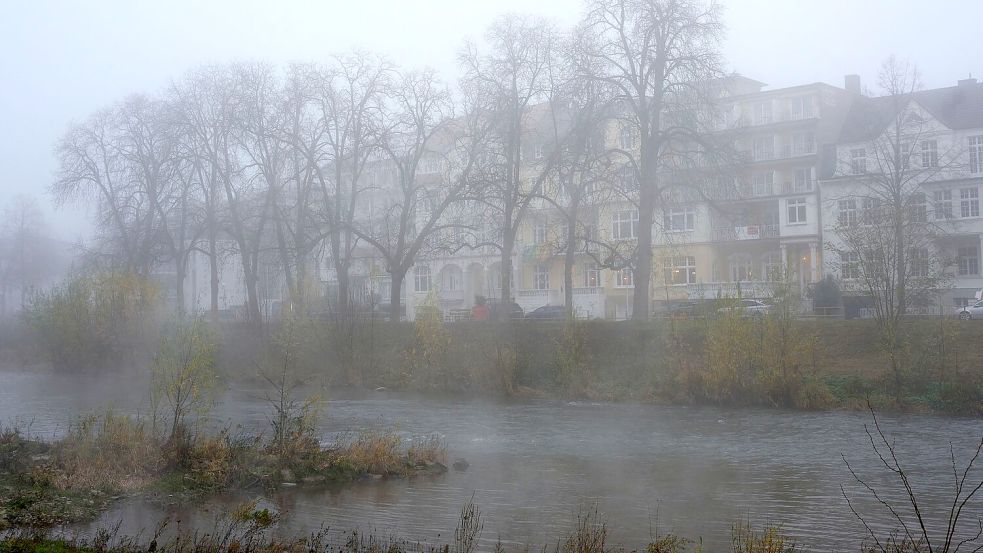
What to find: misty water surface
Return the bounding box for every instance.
[3,368,982,552]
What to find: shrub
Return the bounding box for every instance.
[23,273,159,370]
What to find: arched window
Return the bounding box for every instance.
[413,265,431,293]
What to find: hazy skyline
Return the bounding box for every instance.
[2,0,981,241]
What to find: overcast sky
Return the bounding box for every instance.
[2,0,981,241]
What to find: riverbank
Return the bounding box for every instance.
[206,317,983,416]
[8,315,983,415]
[0,417,446,530]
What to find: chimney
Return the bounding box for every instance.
[958,76,978,87]
[844,74,861,94]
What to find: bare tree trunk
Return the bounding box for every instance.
[564,218,576,318]
[500,230,514,320]
[390,266,406,322]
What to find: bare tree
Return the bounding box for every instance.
[827,57,956,400]
[53,107,158,274]
[460,14,558,314]
[171,66,235,322]
[351,69,486,322]
[0,195,50,316]
[308,53,391,322]
[842,405,983,552]
[580,0,725,319]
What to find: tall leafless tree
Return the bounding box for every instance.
[580,0,725,319]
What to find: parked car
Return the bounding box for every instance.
[666,301,702,319]
[487,299,524,320]
[955,300,983,320]
[525,305,567,320]
[717,299,772,318]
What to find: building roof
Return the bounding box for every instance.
[838,80,983,142]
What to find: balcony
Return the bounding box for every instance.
[710,224,780,242]
[748,143,817,163]
[683,281,787,300]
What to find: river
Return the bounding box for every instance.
[2,368,982,552]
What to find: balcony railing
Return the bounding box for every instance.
[748,144,817,162]
[573,287,602,295]
[710,224,780,242]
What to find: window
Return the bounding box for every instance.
[612,210,639,240]
[413,265,431,292]
[619,127,634,150]
[664,256,697,285]
[619,166,638,190]
[958,246,980,276]
[787,198,807,224]
[754,101,772,125]
[850,148,867,174]
[960,187,979,218]
[762,251,783,280]
[970,136,983,173]
[533,220,548,245]
[791,132,815,155]
[614,268,634,287]
[841,252,862,280]
[789,96,814,120]
[920,140,938,168]
[751,171,774,196]
[533,144,544,160]
[838,199,858,226]
[444,268,461,291]
[730,255,754,281]
[664,208,695,232]
[861,197,880,225]
[909,248,930,278]
[534,264,550,290]
[753,136,774,161]
[792,167,813,191]
[908,193,927,223]
[583,263,600,288]
[934,190,953,219]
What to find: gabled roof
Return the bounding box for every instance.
[838,81,983,142]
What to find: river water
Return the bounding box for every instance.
[2,368,982,552]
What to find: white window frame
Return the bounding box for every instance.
[920,140,939,168]
[533,264,550,290]
[614,267,634,288]
[909,247,930,278]
[664,256,697,286]
[841,252,862,280]
[969,136,983,174]
[786,197,807,224]
[533,220,548,245]
[850,148,867,175]
[413,265,431,292]
[789,96,814,120]
[665,208,695,232]
[838,198,858,227]
[753,135,774,161]
[754,101,772,125]
[958,246,980,276]
[582,263,600,288]
[751,171,774,196]
[908,192,927,223]
[934,190,953,220]
[612,209,639,240]
[960,187,979,218]
[793,167,813,191]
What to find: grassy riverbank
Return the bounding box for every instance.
[0,417,445,529]
[0,502,807,553]
[206,317,983,415]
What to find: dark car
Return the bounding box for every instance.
[487,299,524,320]
[525,305,567,320]
[666,301,701,319]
